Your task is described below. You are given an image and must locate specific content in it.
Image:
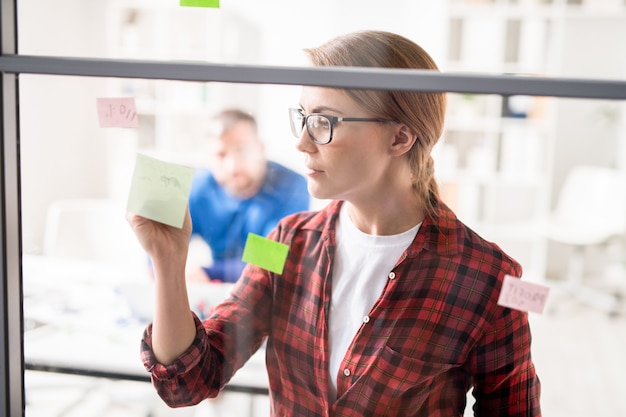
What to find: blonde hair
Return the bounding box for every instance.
[304,30,446,217]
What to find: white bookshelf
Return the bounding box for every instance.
[436,0,626,282]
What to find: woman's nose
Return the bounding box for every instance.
[295,128,316,154]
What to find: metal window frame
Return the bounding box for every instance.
[1,0,23,416]
[1,0,625,415]
[0,55,625,99]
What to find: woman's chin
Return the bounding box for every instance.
[307,185,332,201]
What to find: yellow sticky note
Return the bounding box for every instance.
[126,153,194,229]
[242,233,289,274]
[180,0,220,7]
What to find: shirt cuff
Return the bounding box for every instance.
[140,312,207,380]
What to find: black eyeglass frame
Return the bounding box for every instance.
[289,107,395,145]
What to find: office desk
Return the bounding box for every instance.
[22,255,270,402]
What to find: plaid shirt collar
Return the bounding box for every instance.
[299,197,462,259]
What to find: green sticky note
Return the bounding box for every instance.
[242,233,289,274]
[180,0,220,7]
[126,153,194,229]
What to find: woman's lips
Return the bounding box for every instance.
[306,166,323,176]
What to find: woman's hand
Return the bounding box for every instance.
[126,208,192,261]
[127,208,197,365]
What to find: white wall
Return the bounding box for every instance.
[545,16,626,280]
[18,0,110,253]
[551,16,626,202]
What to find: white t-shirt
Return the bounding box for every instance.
[328,204,421,401]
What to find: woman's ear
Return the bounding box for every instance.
[390,124,418,156]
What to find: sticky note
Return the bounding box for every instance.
[126,153,194,229]
[497,275,551,314]
[180,0,220,7]
[96,97,139,128]
[242,233,289,274]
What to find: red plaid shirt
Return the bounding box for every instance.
[141,199,541,416]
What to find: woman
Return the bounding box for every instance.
[128,30,541,416]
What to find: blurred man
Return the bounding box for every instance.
[186,108,309,283]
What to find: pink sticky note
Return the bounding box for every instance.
[96,97,139,128]
[497,275,550,314]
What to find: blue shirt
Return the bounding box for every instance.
[188,161,309,283]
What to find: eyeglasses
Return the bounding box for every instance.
[288,108,395,145]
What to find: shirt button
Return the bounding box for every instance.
[363,315,370,323]
[388,271,396,280]
[343,368,351,377]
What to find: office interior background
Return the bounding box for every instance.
[14,0,626,416]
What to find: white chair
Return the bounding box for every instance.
[547,165,626,315]
[42,198,146,267]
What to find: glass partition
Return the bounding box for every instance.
[10,0,626,416]
[19,73,626,416]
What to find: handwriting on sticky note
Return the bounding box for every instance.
[242,233,289,274]
[497,275,550,314]
[97,97,139,128]
[126,154,194,228]
[180,0,220,7]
